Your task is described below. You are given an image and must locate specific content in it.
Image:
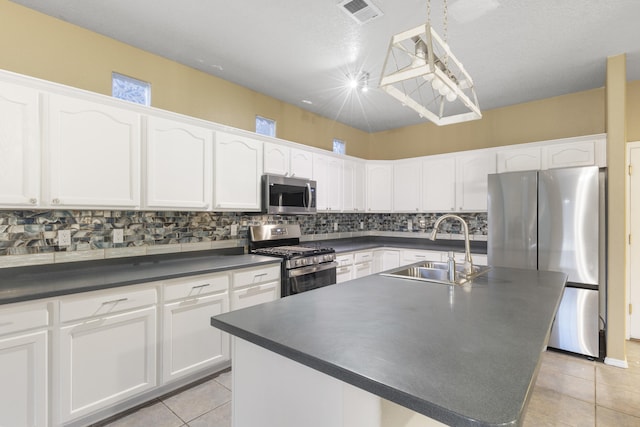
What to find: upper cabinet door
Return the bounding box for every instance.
[421,156,456,212]
[213,131,263,211]
[393,159,422,212]
[496,146,542,173]
[289,148,313,179]
[145,116,212,210]
[263,142,290,176]
[313,154,343,212]
[46,94,141,209]
[0,81,40,208]
[542,140,596,169]
[455,152,496,211]
[366,162,393,212]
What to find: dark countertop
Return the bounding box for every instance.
[211,267,567,427]
[0,249,281,305]
[315,236,487,255]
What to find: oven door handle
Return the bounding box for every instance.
[288,261,338,278]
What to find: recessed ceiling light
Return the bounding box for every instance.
[302,100,313,105]
[211,64,223,71]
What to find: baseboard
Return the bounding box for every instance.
[604,357,629,368]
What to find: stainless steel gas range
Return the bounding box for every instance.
[248,224,337,297]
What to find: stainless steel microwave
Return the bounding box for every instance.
[263,174,316,215]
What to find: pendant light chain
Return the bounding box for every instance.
[443,0,449,66]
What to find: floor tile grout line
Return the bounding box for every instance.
[159,399,190,425]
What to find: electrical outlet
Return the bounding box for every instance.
[230,224,238,236]
[360,222,364,230]
[333,222,338,232]
[407,220,413,231]
[112,229,124,244]
[58,229,71,247]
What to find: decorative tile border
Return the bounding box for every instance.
[0,210,487,267]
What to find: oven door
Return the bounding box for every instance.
[285,262,337,296]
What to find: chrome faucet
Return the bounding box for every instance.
[429,214,473,275]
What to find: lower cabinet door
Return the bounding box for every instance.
[59,307,157,423]
[162,292,230,382]
[0,330,47,427]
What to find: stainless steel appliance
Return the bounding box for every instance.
[249,224,336,297]
[262,174,317,215]
[488,166,606,359]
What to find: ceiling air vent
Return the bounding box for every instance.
[338,0,384,25]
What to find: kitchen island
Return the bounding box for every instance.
[210,266,567,427]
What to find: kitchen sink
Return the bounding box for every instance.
[381,261,491,286]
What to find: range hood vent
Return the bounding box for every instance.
[338,0,383,25]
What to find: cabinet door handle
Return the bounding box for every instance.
[192,283,211,290]
[29,198,37,204]
[101,297,128,305]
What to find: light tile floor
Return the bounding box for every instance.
[99,342,640,427]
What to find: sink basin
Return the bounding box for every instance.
[381,262,491,286]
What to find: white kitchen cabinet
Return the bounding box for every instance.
[145,116,212,210]
[353,251,374,278]
[58,287,157,423]
[421,155,456,212]
[542,140,596,169]
[290,147,313,179]
[366,162,393,212]
[373,249,401,273]
[455,151,496,211]
[335,253,354,283]
[0,302,49,427]
[213,131,263,211]
[0,81,40,208]
[263,142,291,176]
[401,249,443,266]
[343,159,367,212]
[393,159,422,212]
[496,146,541,172]
[264,143,313,179]
[313,153,343,211]
[231,264,281,311]
[162,273,230,383]
[46,93,141,209]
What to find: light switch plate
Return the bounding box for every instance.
[333,222,338,232]
[407,220,413,231]
[58,230,71,247]
[113,229,124,244]
[230,224,238,236]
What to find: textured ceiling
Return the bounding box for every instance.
[10,0,640,132]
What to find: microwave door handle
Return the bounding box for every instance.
[305,183,311,210]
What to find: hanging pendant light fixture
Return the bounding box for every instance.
[379,0,481,126]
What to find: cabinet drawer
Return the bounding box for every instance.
[401,250,442,264]
[335,253,354,267]
[60,287,157,323]
[164,272,229,302]
[231,281,280,311]
[232,265,280,289]
[0,302,49,336]
[354,251,373,264]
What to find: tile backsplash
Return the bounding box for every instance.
[0,210,487,257]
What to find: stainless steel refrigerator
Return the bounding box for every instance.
[488,166,606,358]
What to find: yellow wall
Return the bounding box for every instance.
[606,55,627,363]
[628,80,640,141]
[369,88,606,159]
[0,0,370,158]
